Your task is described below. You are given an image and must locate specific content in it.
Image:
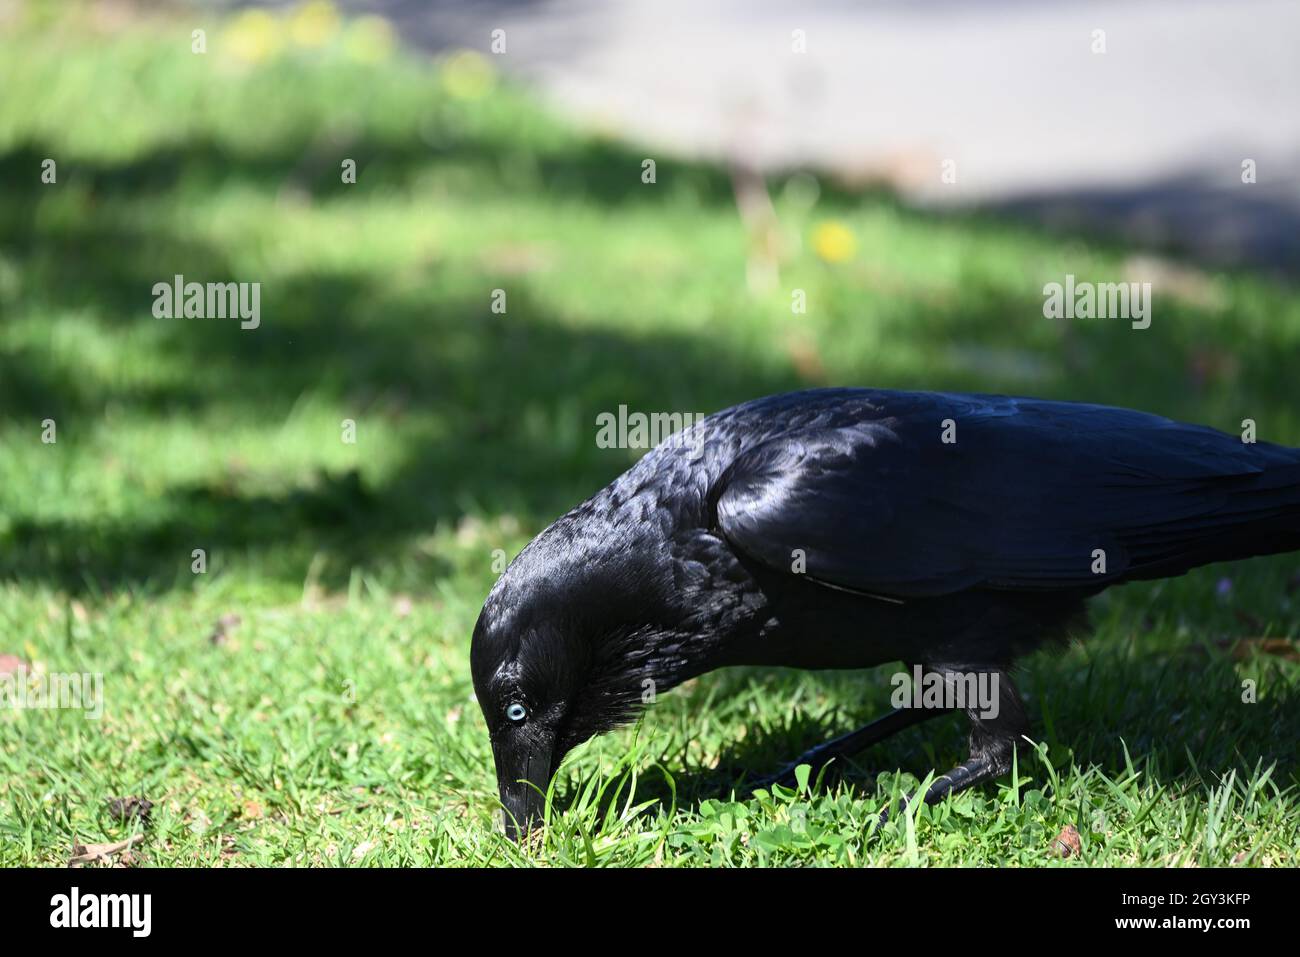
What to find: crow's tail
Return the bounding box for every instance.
[1123,440,1300,581]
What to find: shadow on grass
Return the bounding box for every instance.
[1,134,1298,608]
[0,148,806,591]
[0,131,896,597]
[562,644,1298,828]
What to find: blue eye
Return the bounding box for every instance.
[505,703,528,723]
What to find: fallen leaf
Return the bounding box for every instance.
[1052,824,1082,859]
[68,834,144,868]
[0,654,28,676]
[241,799,264,820]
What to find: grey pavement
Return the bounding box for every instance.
[225,0,1300,274]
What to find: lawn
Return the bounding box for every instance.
[0,2,1297,867]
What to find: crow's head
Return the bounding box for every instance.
[470,523,672,839]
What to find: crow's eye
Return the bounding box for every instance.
[505,703,528,723]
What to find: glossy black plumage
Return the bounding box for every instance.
[471,388,1300,836]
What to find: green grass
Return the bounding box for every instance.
[1,2,1298,866]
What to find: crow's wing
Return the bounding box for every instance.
[712,394,1300,598]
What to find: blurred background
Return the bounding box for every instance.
[1,0,1298,865]
[3,0,1298,595]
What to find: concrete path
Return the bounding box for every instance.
[244,0,1300,273]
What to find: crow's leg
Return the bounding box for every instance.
[878,665,1029,826]
[745,698,953,794]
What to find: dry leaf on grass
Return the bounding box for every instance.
[1052,824,1082,859]
[68,834,144,868]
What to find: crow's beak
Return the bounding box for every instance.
[492,737,555,841]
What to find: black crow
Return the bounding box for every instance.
[471,388,1300,837]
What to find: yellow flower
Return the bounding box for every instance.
[342,15,395,63]
[288,1,341,49]
[441,49,496,101]
[223,9,285,65]
[811,221,856,263]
